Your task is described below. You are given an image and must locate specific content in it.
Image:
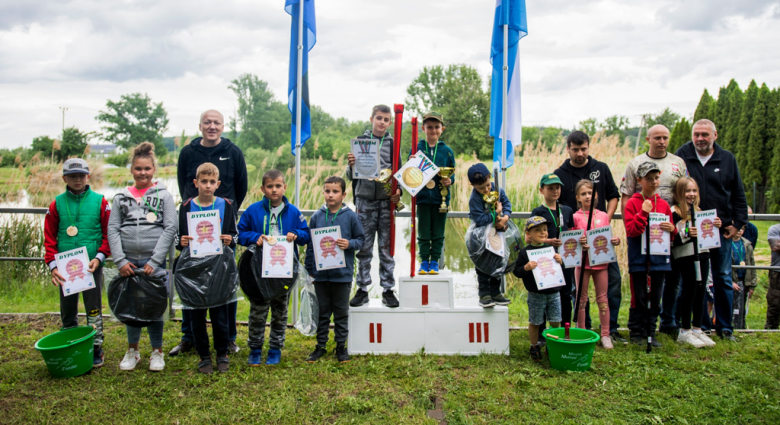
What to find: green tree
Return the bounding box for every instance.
[720,80,743,153]
[736,80,759,173]
[693,89,715,122]
[60,127,92,160]
[31,136,56,160]
[769,89,780,212]
[646,108,681,131]
[577,118,599,136]
[602,115,630,138]
[744,84,772,203]
[96,93,169,157]
[228,74,288,152]
[668,117,692,153]
[406,64,491,159]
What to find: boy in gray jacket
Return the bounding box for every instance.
[305,176,365,362]
[346,104,402,308]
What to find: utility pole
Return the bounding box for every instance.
[634,115,646,155]
[59,106,68,135]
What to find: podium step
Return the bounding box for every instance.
[398,275,454,309]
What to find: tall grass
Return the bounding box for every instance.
[0,216,47,285]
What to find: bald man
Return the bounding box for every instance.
[171,109,248,356]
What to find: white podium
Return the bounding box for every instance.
[348,275,509,355]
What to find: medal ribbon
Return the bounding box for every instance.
[264,202,284,237]
[64,189,87,232]
[732,241,744,264]
[417,155,435,173]
[325,208,340,224]
[140,185,160,218]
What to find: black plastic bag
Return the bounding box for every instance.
[248,244,300,301]
[238,247,265,305]
[107,268,169,327]
[173,247,240,309]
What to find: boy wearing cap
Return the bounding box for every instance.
[44,158,111,368]
[513,216,564,361]
[467,163,512,308]
[531,174,575,325]
[624,162,677,346]
[411,111,455,275]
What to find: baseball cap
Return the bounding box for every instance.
[540,173,564,188]
[62,158,90,175]
[422,111,444,124]
[636,161,662,178]
[467,163,491,184]
[525,216,548,232]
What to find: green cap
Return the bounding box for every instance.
[539,173,564,188]
[422,111,444,124]
[525,216,548,232]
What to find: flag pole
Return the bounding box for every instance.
[500,18,508,294]
[292,0,304,326]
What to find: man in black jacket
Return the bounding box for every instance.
[554,131,626,344]
[170,109,249,356]
[676,119,748,342]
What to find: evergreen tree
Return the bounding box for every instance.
[744,84,772,203]
[736,80,758,172]
[721,79,743,153]
[668,117,691,153]
[768,92,780,213]
[693,89,715,123]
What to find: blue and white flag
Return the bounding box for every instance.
[489,0,527,169]
[286,0,317,156]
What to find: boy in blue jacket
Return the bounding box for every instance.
[237,169,310,365]
[305,176,365,363]
[467,163,512,308]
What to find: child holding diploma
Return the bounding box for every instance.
[304,176,365,363]
[237,169,310,366]
[44,158,111,368]
[175,162,238,373]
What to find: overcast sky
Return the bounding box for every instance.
[1,0,779,149]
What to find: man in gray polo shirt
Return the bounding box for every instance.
[766,224,780,329]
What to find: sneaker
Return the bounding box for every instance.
[492,294,511,306]
[119,348,141,371]
[306,346,327,363]
[382,290,399,308]
[265,348,282,365]
[149,349,165,371]
[247,349,263,366]
[349,289,369,307]
[228,340,240,354]
[610,332,628,345]
[650,337,663,348]
[418,261,429,275]
[216,356,229,373]
[600,336,614,349]
[529,344,542,361]
[429,261,439,275]
[93,346,104,368]
[718,330,737,342]
[694,331,716,347]
[335,345,351,363]
[168,340,194,357]
[630,336,644,345]
[677,331,705,348]
[479,295,496,308]
[659,327,679,339]
[198,357,214,375]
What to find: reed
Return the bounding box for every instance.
[0,215,47,285]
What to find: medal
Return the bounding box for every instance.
[66,226,78,237]
[740,261,745,266]
[147,212,157,223]
[266,236,278,246]
[426,180,436,189]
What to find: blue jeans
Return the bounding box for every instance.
[710,233,734,333]
[659,271,680,331]
[127,321,164,348]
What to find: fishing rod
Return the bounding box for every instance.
[410,117,418,277]
[390,104,404,257]
[645,209,653,354]
[572,178,596,328]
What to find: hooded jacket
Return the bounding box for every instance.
[175,197,238,252]
[237,196,310,257]
[107,182,178,270]
[345,130,403,201]
[468,183,511,227]
[675,141,748,231]
[177,137,248,212]
[409,139,456,205]
[554,156,620,213]
[624,192,676,273]
[304,204,366,282]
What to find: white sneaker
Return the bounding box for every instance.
[119,348,141,370]
[694,331,717,347]
[677,331,705,348]
[600,336,614,349]
[149,350,165,371]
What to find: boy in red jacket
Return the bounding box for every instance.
[624,162,678,347]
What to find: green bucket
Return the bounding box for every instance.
[34,326,96,378]
[542,327,600,372]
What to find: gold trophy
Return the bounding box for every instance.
[437,167,455,213]
[483,191,499,207]
[373,168,405,211]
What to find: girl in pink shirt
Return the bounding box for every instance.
[573,180,620,348]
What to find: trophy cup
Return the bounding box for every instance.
[375,168,405,211]
[437,167,455,213]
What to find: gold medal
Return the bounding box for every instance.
[146,212,157,223]
[66,226,78,237]
[740,261,745,266]
[266,236,278,246]
[425,180,436,189]
[402,167,424,188]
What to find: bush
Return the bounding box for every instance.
[105,152,130,167]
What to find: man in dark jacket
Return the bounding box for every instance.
[554,131,626,344]
[170,109,249,356]
[675,119,748,341]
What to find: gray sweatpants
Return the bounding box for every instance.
[247,292,290,350]
[355,198,395,290]
[59,264,104,346]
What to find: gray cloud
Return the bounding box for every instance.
[656,0,780,31]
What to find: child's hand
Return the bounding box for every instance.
[286,232,297,243]
[51,268,65,286]
[714,217,722,228]
[579,234,587,245]
[220,235,232,246]
[549,238,562,248]
[495,215,509,230]
[660,222,675,232]
[336,238,349,250]
[689,226,698,238]
[441,177,452,187]
[642,199,653,213]
[390,189,402,204]
[610,237,620,246]
[256,236,264,246]
[347,153,356,166]
[180,235,193,247]
[525,261,537,271]
[553,253,562,264]
[87,259,100,273]
[143,263,154,275]
[495,203,503,214]
[733,283,742,292]
[118,263,135,277]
